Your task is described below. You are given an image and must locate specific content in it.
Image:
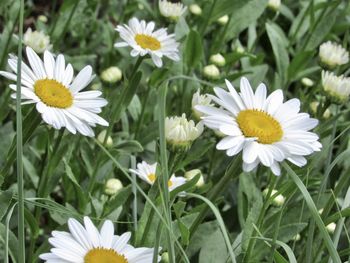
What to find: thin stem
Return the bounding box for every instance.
[131,156,138,232]
[16,0,25,262]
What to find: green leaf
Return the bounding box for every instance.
[184,30,203,69]
[266,22,290,86]
[0,190,13,221]
[115,140,144,153]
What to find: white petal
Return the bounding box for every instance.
[70,66,93,93]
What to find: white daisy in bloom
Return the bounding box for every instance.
[130,161,186,191]
[165,113,203,150]
[195,77,322,176]
[0,47,108,137]
[191,89,212,120]
[322,70,350,103]
[159,0,187,20]
[40,216,160,262]
[319,41,349,68]
[114,17,180,67]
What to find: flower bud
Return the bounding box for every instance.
[191,89,212,121]
[24,28,52,54]
[161,252,169,263]
[263,188,285,206]
[319,41,349,69]
[101,66,122,84]
[322,70,350,104]
[326,222,336,234]
[210,53,226,67]
[105,178,123,195]
[203,64,220,80]
[184,169,205,187]
[301,77,314,87]
[310,101,331,119]
[38,15,48,23]
[217,15,229,26]
[189,4,202,16]
[97,130,113,147]
[267,0,281,11]
[293,234,301,241]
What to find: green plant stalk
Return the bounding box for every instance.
[16,0,25,261]
[283,163,341,263]
[244,173,277,263]
[189,157,241,235]
[157,82,176,263]
[5,204,17,263]
[130,156,138,232]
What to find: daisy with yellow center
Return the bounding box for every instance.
[129,161,186,191]
[114,17,180,67]
[0,47,108,136]
[196,77,322,175]
[39,216,160,262]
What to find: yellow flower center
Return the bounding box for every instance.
[34,79,73,108]
[135,34,161,51]
[84,248,128,263]
[236,109,283,144]
[148,174,173,187]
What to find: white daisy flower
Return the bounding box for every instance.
[159,0,187,21]
[40,216,160,262]
[319,41,349,68]
[165,113,203,150]
[114,17,180,67]
[0,47,108,137]
[191,89,212,120]
[322,70,350,103]
[195,77,322,176]
[23,28,52,54]
[130,161,186,191]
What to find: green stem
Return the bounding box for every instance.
[157,82,175,263]
[16,0,25,261]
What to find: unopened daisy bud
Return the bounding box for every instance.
[161,252,169,263]
[203,64,220,80]
[138,3,144,10]
[267,0,281,11]
[191,89,212,120]
[263,189,285,206]
[217,15,229,26]
[301,77,314,87]
[189,4,202,16]
[319,41,349,69]
[326,222,336,234]
[159,0,187,21]
[105,178,123,195]
[101,66,122,83]
[310,101,331,119]
[23,28,51,54]
[184,169,205,187]
[97,130,113,147]
[236,46,245,54]
[210,53,226,67]
[91,83,101,90]
[293,234,301,241]
[322,70,350,103]
[318,208,324,214]
[38,15,48,23]
[165,113,203,151]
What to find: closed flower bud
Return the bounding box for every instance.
[189,4,202,15]
[161,252,169,263]
[267,0,281,11]
[184,169,205,187]
[301,77,314,87]
[203,64,220,79]
[24,28,52,54]
[105,178,123,195]
[263,188,285,206]
[322,70,350,104]
[165,114,203,152]
[210,53,226,67]
[326,222,336,234]
[97,130,113,147]
[38,15,48,23]
[159,0,186,21]
[293,234,301,241]
[217,15,229,25]
[310,101,331,119]
[319,41,349,69]
[101,66,122,83]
